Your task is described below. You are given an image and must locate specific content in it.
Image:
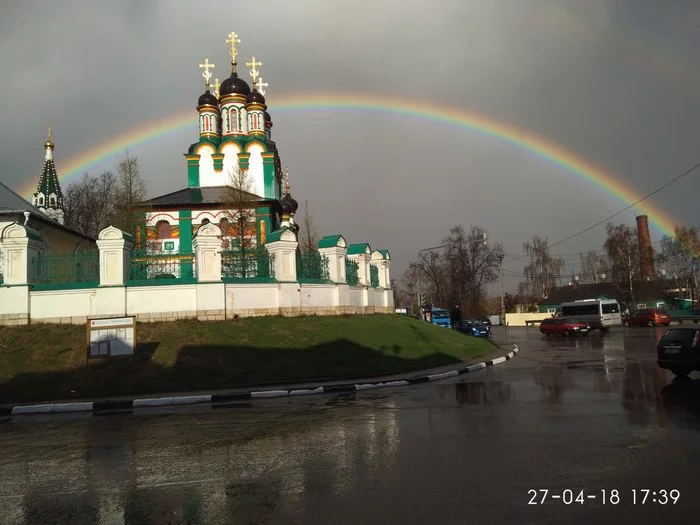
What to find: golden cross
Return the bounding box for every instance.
[246,56,262,82]
[213,78,220,98]
[225,32,241,63]
[47,126,51,139]
[198,58,215,87]
[254,76,268,95]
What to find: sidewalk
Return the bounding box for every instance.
[1,342,519,418]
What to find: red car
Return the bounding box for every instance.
[622,308,670,327]
[540,317,591,336]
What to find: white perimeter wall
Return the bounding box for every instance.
[0,282,393,325]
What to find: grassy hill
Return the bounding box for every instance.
[0,314,496,404]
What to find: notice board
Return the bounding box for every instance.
[87,316,136,358]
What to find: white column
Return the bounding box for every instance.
[266,228,298,282]
[0,223,45,285]
[193,223,223,282]
[97,226,134,286]
[350,253,370,286]
[371,250,391,289]
[318,236,347,284]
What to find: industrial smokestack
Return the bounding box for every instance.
[636,215,655,280]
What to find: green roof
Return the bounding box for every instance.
[378,249,390,260]
[347,243,370,255]
[318,234,344,249]
[267,228,292,243]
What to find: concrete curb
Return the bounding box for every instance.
[1,345,519,419]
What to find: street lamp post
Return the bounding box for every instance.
[497,251,505,325]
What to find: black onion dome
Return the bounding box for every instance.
[247,88,266,105]
[198,89,218,107]
[281,192,299,214]
[219,72,251,97]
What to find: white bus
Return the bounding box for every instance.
[559,299,622,331]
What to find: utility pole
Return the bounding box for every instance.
[497,251,505,325]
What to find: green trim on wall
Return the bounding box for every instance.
[237,152,250,171]
[186,155,200,188]
[126,277,197,288]
[31,282,99,291]
[256,207,271,246]
[347,243,370,255]
[212,153,224,172]
[318,235,345,249]
[262,154,276,199]
[222,277,278,284]
[179,209,195,279]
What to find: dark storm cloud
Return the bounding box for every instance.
[1,0,698,290]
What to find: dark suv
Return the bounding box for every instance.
[657,327,700,377]
[623,308,670,327]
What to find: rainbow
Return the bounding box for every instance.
[21,92,682,239]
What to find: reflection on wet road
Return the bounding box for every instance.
[1,327,699,524]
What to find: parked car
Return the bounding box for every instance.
[429,308,451,328]
[476,316,492,326]
[457,318,491,337]
[657,327,700,377]
[623,308,670,327]
[539,317,591,336]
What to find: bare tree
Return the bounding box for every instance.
[443,225,502,315]
[604,222,639,306]
[578,250,610,284]
[223,165,258,255]
[64,171,116,238]
[660,226,699,307]
[297,200,319,253]
[114,153,148,235]
[400,261,421,315]
[520,236,565,300]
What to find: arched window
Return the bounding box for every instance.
[50,197,56,206]
[219,218,230,236]
[230,108,238,132]
[39,197,44,206]
[156,220,171,239]
[252,113,259,130]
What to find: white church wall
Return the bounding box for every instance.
[30,289,95,324]
[220,142,241,184]
[126,284,198,321]
[348,286,365,308]
[0,286,30,324]
[245,143,265,198]
[195,144,218,187]
[225,283,279,317]
[300,284,337,315]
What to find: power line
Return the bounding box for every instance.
[505,161,700,263]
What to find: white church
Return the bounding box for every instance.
[0,31,394,326]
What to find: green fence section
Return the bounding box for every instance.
[345,257,359,286]
[30,249,100,289]
[129,244,195,284]
[370,264,379,288]
[222,247,275,281]
[297,252,330,282]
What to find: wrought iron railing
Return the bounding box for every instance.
[370,263,380,288]
[297,252,330,281]
[31,249,99,287]
[345,257,359,286]
[129,244,195,282]
[222,247,274,280]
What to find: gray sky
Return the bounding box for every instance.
[1,0,699,292]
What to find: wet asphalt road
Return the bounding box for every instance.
[1,326,700,524]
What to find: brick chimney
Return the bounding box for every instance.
[636,215,655,280]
